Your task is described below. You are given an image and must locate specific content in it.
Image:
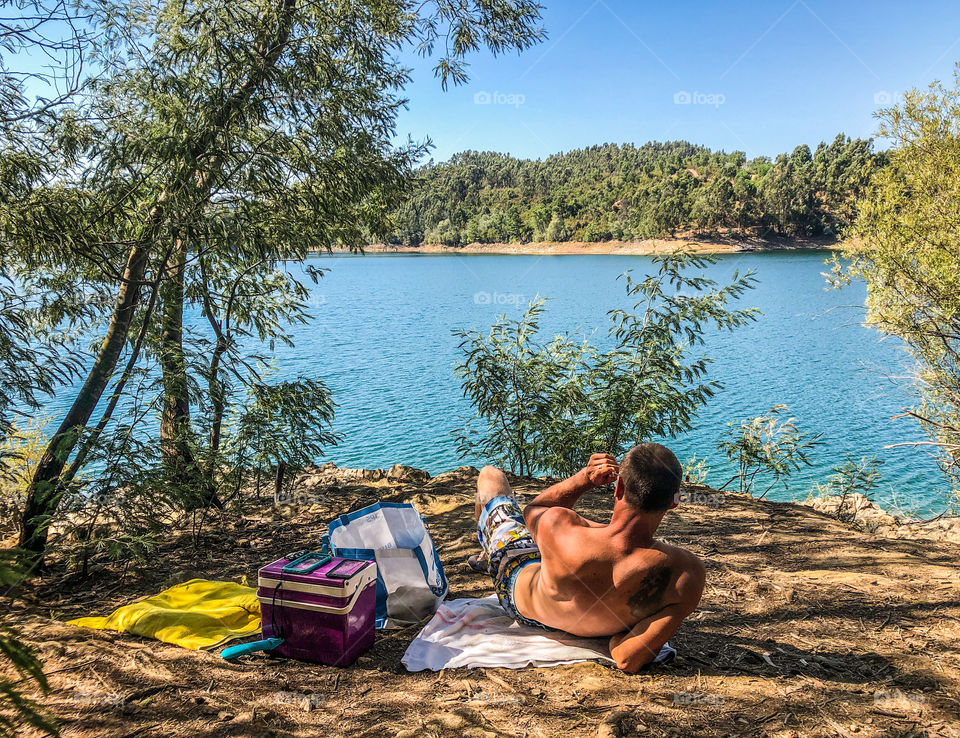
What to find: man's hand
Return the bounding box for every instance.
[581,453,619,488]
[524,453,620,536]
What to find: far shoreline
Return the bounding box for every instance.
[349,234,841,256]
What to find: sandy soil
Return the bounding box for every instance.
[357,236,838,256]
[7,465,960,737]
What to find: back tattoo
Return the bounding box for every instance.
[626,564,672,620]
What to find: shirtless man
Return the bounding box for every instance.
[474,444,705,672]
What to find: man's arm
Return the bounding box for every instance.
[608,556,706,673]
[523,453,618,535]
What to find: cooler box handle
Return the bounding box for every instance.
[281,552,331,574]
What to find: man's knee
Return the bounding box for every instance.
[479,465,507,485]
[476,466,510,512]
[478,465,510,494]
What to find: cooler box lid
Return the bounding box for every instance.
[258,555,376,599]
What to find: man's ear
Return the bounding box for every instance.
[614,477,625,500]
[669,489,681,510]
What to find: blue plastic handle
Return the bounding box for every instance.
[281,552,331,574]
[221,637,284,660]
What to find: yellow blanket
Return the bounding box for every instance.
[69,579,261,650]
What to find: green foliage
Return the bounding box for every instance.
[454,298,556,476]
[224,378,340,486]
[0,552,58,736]
[391,137,883,246]
[455,252,758,476]
[813,456,884,522]
[1,0,546,561]
[0,276,88,453]
[717,405,823,497]
[0,0,87,133]
[682,454,711,485]
[840,66,960,495]
[0,419,50,539]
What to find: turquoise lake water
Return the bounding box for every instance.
[37,250,953,515]
[264,250,946,515]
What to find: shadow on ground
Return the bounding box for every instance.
[7,466,960,737]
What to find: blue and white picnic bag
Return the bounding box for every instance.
[325,502,448,629]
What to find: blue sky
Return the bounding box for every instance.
[395,0,960,162]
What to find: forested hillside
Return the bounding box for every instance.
[390,136,884,246]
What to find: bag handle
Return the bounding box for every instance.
[412,544,448,598]
[418,517,448,596]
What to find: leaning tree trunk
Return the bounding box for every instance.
[19,241,153,560]
[273,461,287,505]
[19,0,299,564]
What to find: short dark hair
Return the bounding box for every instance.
[619,443,682,512]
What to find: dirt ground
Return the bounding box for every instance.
[7,465,960,737]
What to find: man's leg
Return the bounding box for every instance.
[470,466,515,572]
[476,465,513,521]
[473,467,549,628]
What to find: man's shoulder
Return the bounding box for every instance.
[651,543,706,600]
[619,542,704,589]
[646,542,704,578]
[527,506,603,542]
[535,505,594,529]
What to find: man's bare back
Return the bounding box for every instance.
[475,447,705,672]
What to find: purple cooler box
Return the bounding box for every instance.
[257,554,377,666]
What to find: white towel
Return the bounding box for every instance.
[402,595,676,671]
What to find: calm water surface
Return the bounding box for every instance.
[39,250,951,515]
[275,251,945,515]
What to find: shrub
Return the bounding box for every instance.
[455,252,758,475]
[0,420,49,540]
[812,456,884,523]
[0,552,58,736]
[717,405,823,497]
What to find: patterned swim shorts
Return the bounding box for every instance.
[477,496,552,630]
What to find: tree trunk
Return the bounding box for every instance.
[19,0,298,564]
[19,241,152,560]
[273,461,287,505]
[60,254,167,489]
[158,243,199,496]
[159,243,224,510]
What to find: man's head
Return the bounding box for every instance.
[615,443,682,512]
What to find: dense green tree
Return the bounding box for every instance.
[390,138,882,246]
[690,175,735,232]
[5,0,546,563]
[544,212,569,241]
[840,69,960,493]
